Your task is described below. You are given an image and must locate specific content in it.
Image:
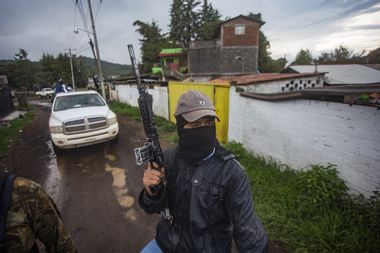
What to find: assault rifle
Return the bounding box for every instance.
[127,44,166,192]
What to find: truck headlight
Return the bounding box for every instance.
[50,125,63,134]
[108,117,118,125]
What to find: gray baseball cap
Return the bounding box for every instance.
[174,90,218,122]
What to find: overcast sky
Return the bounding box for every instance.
[0,0,379,65]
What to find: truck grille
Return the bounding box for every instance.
[64,116,108,134]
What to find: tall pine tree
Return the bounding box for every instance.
[198,0,222,40]
[169,0,201,47]
[133,20,167,72]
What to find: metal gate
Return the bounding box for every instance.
[168,82,230,143]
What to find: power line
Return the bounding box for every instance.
[76,46,91,54]
[94,0,103,21]
[69,3,78,49]
[76,0,90,37]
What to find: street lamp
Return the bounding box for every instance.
[74,27,88,34]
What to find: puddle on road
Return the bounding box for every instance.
[44,141,63,206]
[125,209,137,221]
[28,100,52,109]
[105,154,116,161]
[104,156,136,221]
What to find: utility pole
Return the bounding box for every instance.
[87,0,106,99]
[69,48,76,91]
[89,39,101,93]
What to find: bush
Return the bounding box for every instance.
[224,141,380,253]
[109,101,178,143]
[296,164,348,208]
[0,110,35,157]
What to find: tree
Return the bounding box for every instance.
[198,0,222,40]
[14,48,28,61]
[316,45,368,64]
[293,49,313,65]
[275,57,288,70]
[367,47,380,63]
[334,45,353,63]
[246,12,282,72]
[257,30,273,72]
[11,48,36,89]
[133,20,168,72]
[56,53,72,83]
[40,53,59,85]
[317,52,334,64]
[169,0,201,47]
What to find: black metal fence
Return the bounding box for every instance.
[0,85,14,117]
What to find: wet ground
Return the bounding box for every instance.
[1,99,160,252]
[0,98,286,253]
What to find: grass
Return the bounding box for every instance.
[224,141,380,253]
[109,101,178,143]
[0,110,35,157]
[109,101,379,252]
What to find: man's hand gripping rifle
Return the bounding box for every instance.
[127,44,166,195]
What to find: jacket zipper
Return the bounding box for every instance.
[174,167,192,253]
[206,231,213,253]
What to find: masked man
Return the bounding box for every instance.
[139,90,268,253]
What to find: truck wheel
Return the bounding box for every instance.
[52,142,65,155]
[110,133,119,144]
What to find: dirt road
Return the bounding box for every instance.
[1,100,160,252]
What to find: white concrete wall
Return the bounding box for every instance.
[115,84,169,120]
[228,88,380,197]
[247,76,323,93]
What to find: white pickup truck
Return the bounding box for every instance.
[36,88,54,98]
[49,91,119,154]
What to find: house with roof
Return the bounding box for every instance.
[187,15,265,76]
[211,72,325,93]
[282,64,380,86]
[154,48,187,74]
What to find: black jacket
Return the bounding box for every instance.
[139,145,268,253]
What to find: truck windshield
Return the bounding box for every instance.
[54,94,105,111]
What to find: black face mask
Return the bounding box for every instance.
[177,124,216,165]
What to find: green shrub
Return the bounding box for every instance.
[224,141,380,253]
[109,101,178,143]
[109,101,141,121]
[296,164,348,209]
[0,110,35,157]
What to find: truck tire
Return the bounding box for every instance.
[110,133,119,144]
[52,142,65,155]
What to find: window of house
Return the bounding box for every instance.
[312,83,315,87]
[235,25,245,35]
[290,80,294,84]
[281,87,285,91]
[308,80,311,84]
[286,83,289,88]
[304,83,307,87]
[295,83,298,88]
